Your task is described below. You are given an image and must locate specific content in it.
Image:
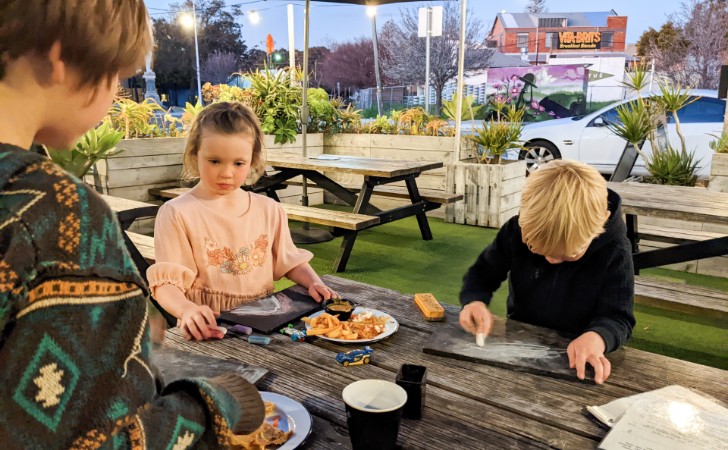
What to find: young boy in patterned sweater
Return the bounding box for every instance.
[0,1,264,448]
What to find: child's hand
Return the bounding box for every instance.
[567,331,611,384]
[180,304,225,341]
[459,301,493,336]
[308,282,338,302]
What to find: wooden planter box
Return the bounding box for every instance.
[323,134,474,218]
[445,159,526,228]
[709,152,728,193]
[87,134,325,233]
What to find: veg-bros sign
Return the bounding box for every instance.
[557,31,601,50]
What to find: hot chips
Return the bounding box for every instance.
[302,311,390,340]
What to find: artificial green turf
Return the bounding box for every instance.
[279,212,728,370]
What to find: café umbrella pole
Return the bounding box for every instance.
[290,0,334,244]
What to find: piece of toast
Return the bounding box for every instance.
[414,293,445,321]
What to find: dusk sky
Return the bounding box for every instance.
[144,0,685,52]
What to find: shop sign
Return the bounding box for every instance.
[558,31,601,50]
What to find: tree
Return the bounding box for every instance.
[154,0,247,93]
[636,0,728,89]
[525,0,547,13]
[319,38,381,93]
[200,51,238,84]
[636,22,690,83]
[379,3,491,114]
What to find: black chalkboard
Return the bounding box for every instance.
[219,287,321,334]
[423,320,596,382]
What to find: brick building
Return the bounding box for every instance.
[487,10,628,64]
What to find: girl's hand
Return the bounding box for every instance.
[180,304,225,341]
[567,331,611,384]
[308,282,338,302]
[459,301,493,336]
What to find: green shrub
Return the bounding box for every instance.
[645,146,701,186]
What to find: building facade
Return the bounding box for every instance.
[487,11,628,64]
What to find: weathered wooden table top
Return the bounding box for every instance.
[266,153,443,178]
[608,181,728,225]
[162,275,727,449]
[101,194,159,217]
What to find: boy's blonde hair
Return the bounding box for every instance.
[0,0,152,86]
[183,102,265,182]
[519,160,608,257]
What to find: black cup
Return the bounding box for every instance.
[395,364,427,419]
[342,379,407,450]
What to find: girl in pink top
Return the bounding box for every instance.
[148,102,336,341]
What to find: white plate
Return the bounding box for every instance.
[305,307,399,344]
[260,391,312,450]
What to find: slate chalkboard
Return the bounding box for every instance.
[151,347,268,386]
[423,319,594,382]
[219,287,321,334]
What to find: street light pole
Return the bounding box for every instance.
[181,2,203,104]
[368,7,383,116]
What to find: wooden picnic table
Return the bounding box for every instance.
[101,194,159,231]
[608,182,728,272]
[254,154,449,272]
[162,275,728,449]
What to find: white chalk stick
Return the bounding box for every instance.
[476,333,486,347]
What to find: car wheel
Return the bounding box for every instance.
[343,361,349,367]
[363,356,370,364]
[519,141,562,173]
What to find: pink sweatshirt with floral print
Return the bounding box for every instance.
[147,190,313,311]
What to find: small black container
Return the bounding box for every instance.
[396,364,427,419]
[322,298,355,321]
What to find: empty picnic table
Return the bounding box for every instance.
[607,182,728,270]
[161,275,727,449]
[254,153,459,272]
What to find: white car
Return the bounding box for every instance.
[518,90,725,179]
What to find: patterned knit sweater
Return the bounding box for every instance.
[0,144,247,449]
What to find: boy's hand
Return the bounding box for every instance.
[459,301,493,336]
[180,304,225,341]
[308,282,338,302]
[567,331,611,384]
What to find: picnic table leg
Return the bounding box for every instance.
[405,177,433,241]
[333,232,358,272]
[626,214,640,275]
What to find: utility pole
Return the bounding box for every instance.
[424,7,432,113]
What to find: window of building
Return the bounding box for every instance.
[538,17,567,28]
[544,32,557,48]
[486,39,498,49]
[517,33,529,49]
[601,31,614,48]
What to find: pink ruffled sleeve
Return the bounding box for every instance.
[147,202,198,298]
[271,203,313,280]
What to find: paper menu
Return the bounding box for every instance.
[597,385,728,450]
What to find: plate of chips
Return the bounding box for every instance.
[232,391,312,449]
[303,307,399,344]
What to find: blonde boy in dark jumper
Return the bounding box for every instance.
[0,1,263,447]
[459,160,635,384]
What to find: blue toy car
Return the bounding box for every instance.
[336,346,374,366]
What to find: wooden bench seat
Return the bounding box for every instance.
[634,276,728,318]
[147,186,379,231]
[148,186,189,200]
[281,203,379,230]
[126,231,156,264]
[638,224,727,245]
[283,181,463,204]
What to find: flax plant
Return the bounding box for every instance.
[469,105,524,164]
